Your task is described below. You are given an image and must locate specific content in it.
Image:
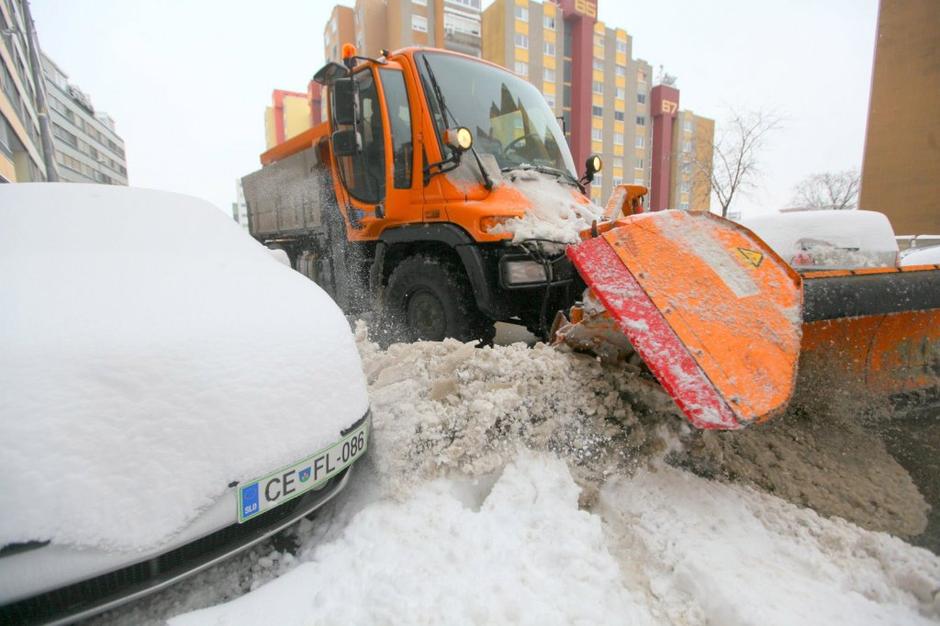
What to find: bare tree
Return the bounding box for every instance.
[690,109,782,218]
[790,169,860,210]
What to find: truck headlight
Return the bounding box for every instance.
[502,260,548,286]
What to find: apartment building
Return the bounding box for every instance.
[42,54,127,185]
[0,0,47,182]
[859,0,939,235]
[669,109,713,212]
[232,179,248,231]
[325,0,482,64]
[482,0,653,204]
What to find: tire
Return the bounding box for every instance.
[380,254,494,344]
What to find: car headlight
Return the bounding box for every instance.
[502,260,548,286]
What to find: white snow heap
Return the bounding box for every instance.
[0,184,369,551]
[172,455,940,626]
[491,170,607,244]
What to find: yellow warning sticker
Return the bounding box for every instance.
[737,248,764,268]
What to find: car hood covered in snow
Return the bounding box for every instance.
[0,184,368,551]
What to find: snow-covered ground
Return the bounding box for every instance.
[89,325,940,625]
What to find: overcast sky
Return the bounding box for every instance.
[32,0,878,218]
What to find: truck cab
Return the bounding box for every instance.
[243,46,614,343]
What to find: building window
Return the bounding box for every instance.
[615,66,625,77]
[616,87,625,100]
[543,15,555,30]
[593,174,602,189]
[592,105,603,117]
[684,119,693,132]
[614,111,624,121]
[594,34,604,48]
[592,80,603,94]
[614,133,623,145]
[591,128,603,141]
[634,177,645,185]
[412,0,428,4]
[683,140,692,153]
[635,135,644,148]
[543,41,555,56]
[635,159,644,169]
[514,61,528,77]
[636,116,646,126]
[515,5,528,21]
[412,15,428,32]
[615,40,627,53]
[545,93,556,109]
[637,69,648,83]
[544,68,556,83]
[637,93,646,104]
[592,58,603,71]
[613,177,623,186]
[445,13,481,36]
[514,33,528,49]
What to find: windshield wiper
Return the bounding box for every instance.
[501,164,583,191]
[421,56,494,191]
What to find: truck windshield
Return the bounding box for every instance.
[416,52,576,178]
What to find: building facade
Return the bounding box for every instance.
[232,179,248,231]
[42,54,127,185]
[481,0,711,208]
[859,0,939,236]
[325,0,482,64]
[0,0,47,182]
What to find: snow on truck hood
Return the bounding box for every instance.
[0,184,368,551]
[490,170,606,244]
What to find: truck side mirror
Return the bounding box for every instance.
[332,78,356,126]
[332,129,361,157]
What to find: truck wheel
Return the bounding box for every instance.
[381,255,493,344]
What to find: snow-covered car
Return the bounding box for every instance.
[0,185,370,624]
[900,244,940,267]
[742,210,899,271]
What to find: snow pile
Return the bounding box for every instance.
[600,466,940,625]
[172,455,940,626]
[743,210,898,269]
[116,331,940,625]
[491,170,606,244]
[354,322,684,499]
[171,452,656,626]
[0,184,368,550]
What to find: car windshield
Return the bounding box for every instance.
[416,52,576,178]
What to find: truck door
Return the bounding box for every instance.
[331,68,387,233]
[330,64,420,239]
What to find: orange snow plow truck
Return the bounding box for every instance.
[242,46,940,430]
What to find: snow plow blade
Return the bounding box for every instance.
[563,211,940,430]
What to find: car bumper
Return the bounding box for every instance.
[0,412,370,625]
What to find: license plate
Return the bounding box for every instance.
[237,420,369,523]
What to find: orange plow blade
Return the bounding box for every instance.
[564,211,940,430]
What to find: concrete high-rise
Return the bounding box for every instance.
[483,0,651,203]
[859,0,939,236]
[0,0,48,182]
[482,0,712,208]
[42,53,127,185]
[325,0,482,64]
